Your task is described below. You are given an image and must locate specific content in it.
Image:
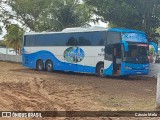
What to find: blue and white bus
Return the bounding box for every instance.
[22,27,157,77]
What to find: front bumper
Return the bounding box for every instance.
[121,69,149,75]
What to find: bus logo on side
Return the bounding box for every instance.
[64,47,85,63]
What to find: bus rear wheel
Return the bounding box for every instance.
[36,60,44,71]
[97,64,105,77]
[46,60,53,72]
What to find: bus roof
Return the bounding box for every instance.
[24,27,145,36]
[24,26,108,35]
[108,28,145,34]
[61,26,108,32]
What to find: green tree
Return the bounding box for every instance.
[4,24,24,55]
[0,1,4,34]
[6,0,92,32]
[84,0,160,39]
[157,28,160,34]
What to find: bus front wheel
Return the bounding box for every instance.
[36,60,44,71]
[97,64,105,77]
[46,60,53,72]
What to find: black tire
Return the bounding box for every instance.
[36,60,44,71]
[97,64,105,77]
[46,60,53,72]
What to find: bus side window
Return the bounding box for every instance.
[105,45,113,61]
[77,32,92,46]
[24,35,35,46]
[66,37,78,46]
[78,36,91,46]
[23,36,26,46]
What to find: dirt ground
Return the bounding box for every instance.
[0,61,159,120]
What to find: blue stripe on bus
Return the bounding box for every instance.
[22,50,96,73]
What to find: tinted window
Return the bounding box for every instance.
[35,35,46,46]
[66,33,80,46]
[93,31,106,46]
[122,33,147,43]
[36,34,67,46]
[78,32,92,46]
[105,45,113,60]
[24,31,107,46]
[106,32,121,44]
[78,31,106,46]
[124,44,149,64]
[23,36,26,46]
[24,33,68,46]
[66,36,78,46]
[24,35,36,46]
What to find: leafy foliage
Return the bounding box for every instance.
[0,0,92,52]
[6,0,92,32]
[84,0,160,39]
[4,24,24,54]
[0,40,6,47]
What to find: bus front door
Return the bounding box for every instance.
[104,45,113,76]
[112,44,122,75]
[104,44,122,76]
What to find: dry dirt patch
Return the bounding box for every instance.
[0,61,158,119]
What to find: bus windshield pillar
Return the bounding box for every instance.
[121,41,128,52]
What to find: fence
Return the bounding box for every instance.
[157,73,160,107]
[148,63,160,78]
[0,54,22,63]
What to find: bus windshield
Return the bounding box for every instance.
[124,44,149,64]
[122,33,148,43]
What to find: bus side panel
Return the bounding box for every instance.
[22,47,36,69]
[22,50,77,71]
[76,46,104,73]
[22,46,105,74]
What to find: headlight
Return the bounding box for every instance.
[125,66,132,70]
